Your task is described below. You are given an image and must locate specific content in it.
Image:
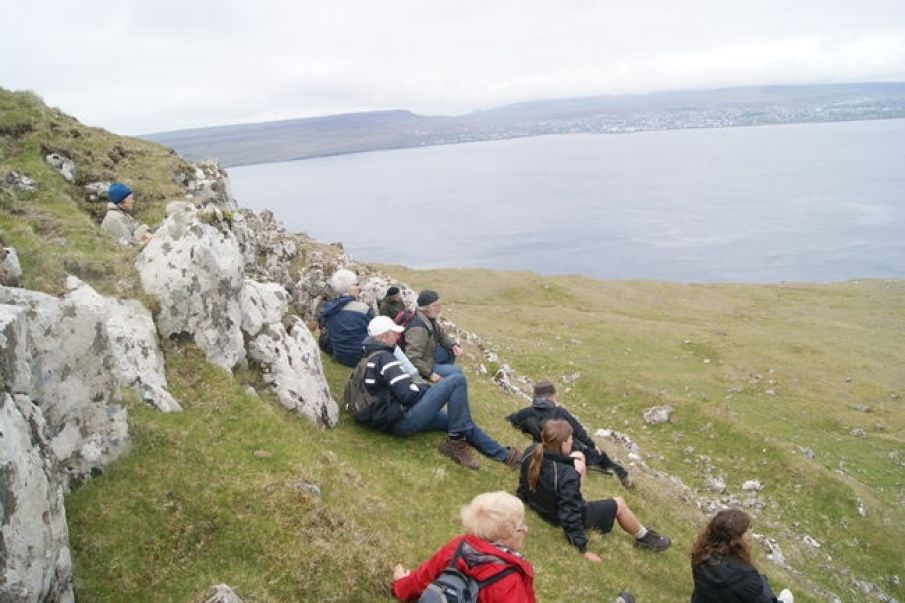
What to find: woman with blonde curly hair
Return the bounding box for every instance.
[392,491,535,602]
[690,508,794,603]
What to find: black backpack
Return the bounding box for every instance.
[343,351,383,423]
[418,539,516,603]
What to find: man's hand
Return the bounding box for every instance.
[583,551,602,563]
[430,372,442,383]
[393,564,410,580]
[451,344,463,357]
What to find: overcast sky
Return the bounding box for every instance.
[3,1,905,135]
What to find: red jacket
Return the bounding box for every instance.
[392,534,535,603]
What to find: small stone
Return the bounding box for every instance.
[253,450,272,458]
[857,501,867,517]
[245,386,259,397]
[798,446,816,460]
[765,389,776,396]
[742,480,764,491]
[293,481,321,497]
[684,446,696,454]
[849,428,867,438]
[802,534,821,548]
[643,405,673,425]
[703,358,711,364]
[705,476,726,493]
[854,404,871,412]
[204,584,245,603]
[594,429,613,438]
[845,376,853,383]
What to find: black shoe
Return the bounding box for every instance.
[635,528,670,552]
[612,463,633,488]
[614,592,635,603]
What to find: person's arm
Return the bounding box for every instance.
[556,467,589,555]
[437,324,457,352]
[403,325,433,379]
[391,539,458,601]
[379,353,427,407]
[561,409,595,450]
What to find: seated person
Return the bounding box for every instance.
[361,316,520,470]
[506,380,632,488]
[517,420,670,562]
[101,182,152,245]
[392,491,535,602]
[691,509,794,603]
[378,285,406,319]
[403,289,462,382]
[319,269,373,367]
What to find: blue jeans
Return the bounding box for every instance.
[432,345,461,378]
[390,373,507,460]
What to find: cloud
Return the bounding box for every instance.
[2,0,904,134]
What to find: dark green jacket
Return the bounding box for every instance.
[403,309,456,379]
[378,297,406,319]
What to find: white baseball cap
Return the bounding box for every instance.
[367,315,405,336]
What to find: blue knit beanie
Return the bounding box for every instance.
[108,182,133,204]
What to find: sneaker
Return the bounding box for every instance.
[439,438,479,470]
[635,528,671,552]
[502,446,522,469]
[614,592,635,603]
[612,464,633,489]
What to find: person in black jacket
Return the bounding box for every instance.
[357,316,520,470]
[690,509,794,603]
[516,419,670,562]
[506,380,632,488]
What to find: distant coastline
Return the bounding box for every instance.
[142,82,905,167]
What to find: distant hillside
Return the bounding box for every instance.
[142,82,905,166]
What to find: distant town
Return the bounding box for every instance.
[144,82,905,166]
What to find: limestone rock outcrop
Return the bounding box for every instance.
[0,393,74,603]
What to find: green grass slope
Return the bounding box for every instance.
[2,88,903,602]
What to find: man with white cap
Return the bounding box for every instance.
[357,315,520,470]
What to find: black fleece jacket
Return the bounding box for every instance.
[691,555,780,603]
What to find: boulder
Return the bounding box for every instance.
[0,393,74,603]
[136,203,246,371]
[246,317,339,427]
[239,279,289,338]
[643,405,673,425]
[63,277,180,412]
[44,153,77,183]
[0,286,128,480]
[0,247,22,287]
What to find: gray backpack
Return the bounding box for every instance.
[418,539,516,603]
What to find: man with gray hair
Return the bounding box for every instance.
[404,289,462,382]
[319,268,374,366]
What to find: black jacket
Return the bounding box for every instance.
[506,398,599,460]
[691,555,780,603]
[516,444,588,553]
[359,337,430,431]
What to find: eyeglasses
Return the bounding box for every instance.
[515,524,528,534]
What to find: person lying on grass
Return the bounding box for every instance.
[517,419,671,562]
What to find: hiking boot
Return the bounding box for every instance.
[439,438,479,470]
[502,446,522,469]
[635,528,671,552]
[612,463,633,488]
[614,592,636,603]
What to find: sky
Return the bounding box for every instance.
[3,1,905,135]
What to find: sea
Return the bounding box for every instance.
[228,118,905,283]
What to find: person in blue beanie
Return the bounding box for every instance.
[101,182,152,245]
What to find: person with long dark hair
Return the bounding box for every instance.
[516,419,670,561]
[690,508,794,603]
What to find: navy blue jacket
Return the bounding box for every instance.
[320,296,373,366]
[359,337,430,431]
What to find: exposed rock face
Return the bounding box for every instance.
[246,317,339,427]
[0,247,22,287]
[137,203,246,371]
[183,160,239,211]
[0,393,74,603]
[0,286,128,480]
[232,209,298,286]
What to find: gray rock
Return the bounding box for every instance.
[246,318,338,427]
[239,279,289,338]
[643,405,673,425]
[705,476,727,493]
[136,203,246,371]
[44,153,77,183]
[0,247,22,287]
[204,584,245,603]
[849,428,867,438]
[3,170,36,192]
[82,181,111,201]
[0,286,128,480]
[798,446,816,460]
[0,393,75,603]
[742,480,764,491]
[185,160,238,211]
[854,404,871,412]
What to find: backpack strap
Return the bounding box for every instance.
[448,538,519,589]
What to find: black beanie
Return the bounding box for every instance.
[417,290,439,307]
[386,286,400,296]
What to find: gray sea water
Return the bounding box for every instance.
[228,119,905,283]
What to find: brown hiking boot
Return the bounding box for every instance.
[439,438,479,470]
[503,446,522,469]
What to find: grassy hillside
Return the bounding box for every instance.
[3,88,903,602]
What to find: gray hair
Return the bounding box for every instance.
[329,269,359,295]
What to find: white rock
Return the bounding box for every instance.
[63,277,180,412]
[802,534,821,548]
[1,247,22,286]
[204,584,245,603]
[136,204,246,371]
[849,428,867,438]
[44,153,77,182]
[239,279,289,338]
[595,428,613,439]
[643,405,673,425]
[0,286,129,479]
[246,318,339,427]
[0,393,75,603]
[742,480,764,491]
[857,501,868,517]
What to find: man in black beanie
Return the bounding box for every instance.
[403,289,462,383]
[506,380,632,488]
